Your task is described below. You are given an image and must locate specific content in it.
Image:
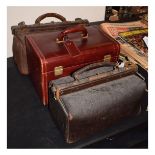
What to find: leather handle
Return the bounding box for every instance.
[35,13,67,24]
[56,25,88,43]
[72,62,115,80]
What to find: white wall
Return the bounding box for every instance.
[7,6,106,58]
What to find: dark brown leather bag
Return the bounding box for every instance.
[11,13,89,74]
[49,62,146,143]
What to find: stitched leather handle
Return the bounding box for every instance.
[35,13,67,24]
[56,25,88,43]
[72,62,115,80]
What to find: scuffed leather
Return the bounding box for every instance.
[49,75,146,143]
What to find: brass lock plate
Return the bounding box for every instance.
[54,66,63,76]
[104,55,111,62]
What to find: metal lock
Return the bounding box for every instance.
[104,54,111,62]
[54,66,63,76]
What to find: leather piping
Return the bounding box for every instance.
[27,36,47,104]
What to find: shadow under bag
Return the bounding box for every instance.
[49,61,146,143]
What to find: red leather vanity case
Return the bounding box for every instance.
[26,25,120,105]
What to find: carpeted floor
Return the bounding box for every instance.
[7,58,68,148]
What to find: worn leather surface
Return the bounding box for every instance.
[12,35,28,74]
[26,25,120,105]
[11,15,89,75]
[49,75,146,143]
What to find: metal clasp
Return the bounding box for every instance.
[104,55,111,62]
[54,66,63,76]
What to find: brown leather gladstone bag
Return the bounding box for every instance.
[25,25,120,105]
[11,13,89,74]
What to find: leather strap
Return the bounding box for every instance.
[64,40,80,56]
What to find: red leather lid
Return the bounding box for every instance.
[26,25,119,73]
